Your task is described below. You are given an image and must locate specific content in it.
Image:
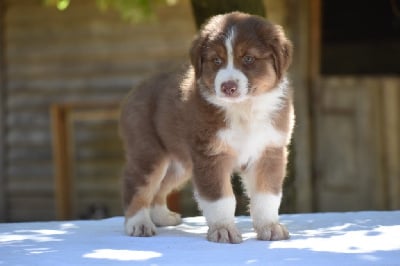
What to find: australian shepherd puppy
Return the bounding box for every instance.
[120,12,294,243]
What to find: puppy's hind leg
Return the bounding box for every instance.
[150,160,191,227]
[123,157,169,237]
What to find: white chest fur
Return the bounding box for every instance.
[217,87,288,167]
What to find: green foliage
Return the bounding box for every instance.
[96,0,155,22]
[43,0,178,22]
[43,0,71,10]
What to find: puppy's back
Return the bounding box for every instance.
[120,66,193,161]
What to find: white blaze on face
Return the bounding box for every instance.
[214,28,249,102]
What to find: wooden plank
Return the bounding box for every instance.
[7,162,53,178]
[7,62,161,80]
[8,180,54,194]
[7,93,126,111]
[7,50,187,67]
[319,116,356,189]
[315,85,359,211]
[382,78,400,209]
[7,75,143,91]
[6,88,129,103]
[7,110,50,127]
[0,0,6,222]
[7,127,52,145]
[354,79,384,210]
[6,19,180,37]
[7,195,55,222]
[309,0,321,82]
[314,77,390,211]
[8,146,52,161]
[6,39,191,59]
[286,0,314,212]
[75,146,123,160]
[7,23,193,43]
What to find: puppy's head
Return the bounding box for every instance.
[190,12,292,104]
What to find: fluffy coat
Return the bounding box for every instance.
[120,12,294,243]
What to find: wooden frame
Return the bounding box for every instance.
[51,101,182,220]
[0,0,7,222]
[51,102,120,220]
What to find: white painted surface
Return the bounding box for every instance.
[1,211,399,265]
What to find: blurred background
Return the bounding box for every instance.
[0,0,399,222]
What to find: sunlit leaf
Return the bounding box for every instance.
[58,0,70,10]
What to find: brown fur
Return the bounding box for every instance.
[120,12,293,233]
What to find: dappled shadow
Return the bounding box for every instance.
[159,216,208,237]
[0,222,79,262]
[1,212,399,265]
[0,222,77,247]
[156,216,255,240]
[270,211,400,255]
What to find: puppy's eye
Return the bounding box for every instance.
[213,57,222,66]
[242,55,255,65]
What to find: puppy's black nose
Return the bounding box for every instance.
[221,81,239,97]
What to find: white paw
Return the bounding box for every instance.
[207,224,243,244]
[125,209,156,237]
[255,222,289,241]
[150,205,182,227]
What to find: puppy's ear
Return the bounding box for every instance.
[269,25,293,80]
[190,34,205,79]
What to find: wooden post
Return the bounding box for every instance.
[0,0,7,222]
[382,79,400,209]
[286,0,315,212]
[309,0,321,84]
[51,105,73,220]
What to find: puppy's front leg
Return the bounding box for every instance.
[245,147,289,241]
[193,154,242,244]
